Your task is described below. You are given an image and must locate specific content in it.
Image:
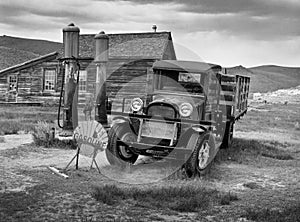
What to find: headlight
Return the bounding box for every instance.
[131,98,143,112]
[179,103,193,117]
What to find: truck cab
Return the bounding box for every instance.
[106,60,250,177]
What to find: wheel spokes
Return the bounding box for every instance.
[198,141,210,169]
[118,132,136,159]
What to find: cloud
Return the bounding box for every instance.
[91,0,300,40]
[1,0,299,41]
[0,0,299,66]
[0,0,179,36]
[174,31,300,67]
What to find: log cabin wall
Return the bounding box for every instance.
[0,59,60,102]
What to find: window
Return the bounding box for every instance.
[8,75,17,91]
[79,70,87,92]
[44,69,56,91]
[158,71,204,95]
[178,72,201,83]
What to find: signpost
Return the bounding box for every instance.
[64,121,108,173]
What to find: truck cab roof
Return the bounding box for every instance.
[153,60,222,73]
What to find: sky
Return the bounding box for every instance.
[0,0,300,67]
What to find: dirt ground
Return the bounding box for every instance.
[0,101,300,221]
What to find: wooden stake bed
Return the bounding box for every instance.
[219,74,250,121]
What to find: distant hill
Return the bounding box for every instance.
[227,65,300,93]
[0,35,62,70]
[0,35,62,56]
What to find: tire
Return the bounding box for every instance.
[185,132,216,177]
[105,123,139,166]
[221,122,234,149]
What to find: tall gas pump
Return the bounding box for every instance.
[58,24,109,138]
[58,23,80,136]
[94,31,108,127]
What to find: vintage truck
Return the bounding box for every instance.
[106,60,250,176]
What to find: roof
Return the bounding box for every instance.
[76,32,173,59]
[0,52,58,75]
[153,60,222,73]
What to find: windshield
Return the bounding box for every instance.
[156,71,205,95]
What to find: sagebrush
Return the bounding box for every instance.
[32,121,75,149]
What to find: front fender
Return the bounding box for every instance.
[111,116,129,125]
[111,116,139,135]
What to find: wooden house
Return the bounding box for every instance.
[0,31,176,103]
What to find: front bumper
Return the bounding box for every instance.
[118,140,192,160]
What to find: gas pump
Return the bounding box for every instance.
[94,31,108,127]
[57,23,80,136]
[57,24,109,138]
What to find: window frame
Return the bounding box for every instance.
[43,69,57,92]
[78,70,87,92]
[7,75,18,91]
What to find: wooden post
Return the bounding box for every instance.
[94,31,109,126]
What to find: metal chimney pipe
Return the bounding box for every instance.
[94,31,109,126]
[152,25,157,32]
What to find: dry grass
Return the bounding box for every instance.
[0,102,299,221]
[0,106,75,149]
[236,103,300,133]
[92,184,238,212]
[216,137,294,165]
[0,106,57,135]
[32,121,76,149]
[243,202,300,222]
[0,136,5,143]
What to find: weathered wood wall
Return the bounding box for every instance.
[75,58,156,111]
[0,60,60,102]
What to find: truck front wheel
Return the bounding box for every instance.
[185,132,216,177]
[106,123,139,166]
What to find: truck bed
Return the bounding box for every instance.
[219,73,250,120]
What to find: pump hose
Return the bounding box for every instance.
[57,61,65,129]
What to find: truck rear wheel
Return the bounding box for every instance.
[185,132,216,177]
[106,123,138,166]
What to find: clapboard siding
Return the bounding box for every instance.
[0,58,60,101]
[74,59,157,109]
[106,59,156,100]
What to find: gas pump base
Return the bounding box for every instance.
[57,129,74,140]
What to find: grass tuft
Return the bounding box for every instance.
[0,106,58,135]
[32,121,75,149]
[0,120,34,135]
[0,136,5,143]
[216,138,293,164]
[219,192,239,205]
[243,203,300,222]
[92,184,237,212]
